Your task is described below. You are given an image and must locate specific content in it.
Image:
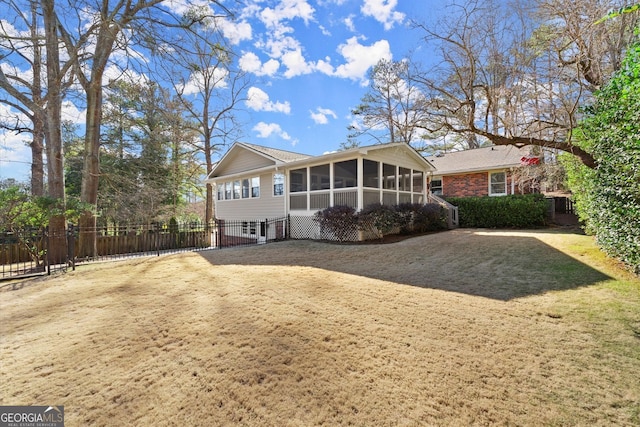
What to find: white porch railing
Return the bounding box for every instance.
[333,189,358,208]
[428,193,459,229]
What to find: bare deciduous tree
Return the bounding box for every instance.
[349,59,433,151]
[0,0,50,196]
[165,23,250,223]
[50,0,232,255]
[412,0,638,168]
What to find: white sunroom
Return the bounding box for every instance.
[205,142,443,241]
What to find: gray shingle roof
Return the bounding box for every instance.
[239,142,311,163]
[428,145,528,175]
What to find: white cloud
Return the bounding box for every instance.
[261,59,281,76]
[246,87,291,114]
[264,33,301,58]
[249,0,320,81]
[333,37,392,84]
[217,18,253,45]
[244,34,392,83]
[315,57,334,75]
[180,66,229,95]
[253,122,292,141]
[163,0,210,15]
[61,101,86,125]
[310,107,337,124]
[344,15,356,32]
[361,0,405,30]
[102,64,149,88]
[0,131,31,181]
[282,49,315,78]
[239,52,280,76]
[260,0,315,29]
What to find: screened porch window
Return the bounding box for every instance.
[310,164,330,190]
[383,163,396,190]
[363,159,379,188]
[334,159,357,188]
[399,167,411,191]
[290,168,307,192]
[413,171,424,193]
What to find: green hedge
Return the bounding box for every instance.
[445,194,548,228]
[563,41,640,274]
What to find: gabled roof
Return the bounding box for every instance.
[206,142,311,180]
[427,145,528,175]
[239,142,311,163]
[207,142,435,182]
[280,142,435,171]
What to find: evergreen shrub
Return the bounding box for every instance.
[445,194,547,228]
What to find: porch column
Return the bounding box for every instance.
[306,167,311,212]
[378,161,383,204]
[329,161,335,207]
[357,157,364,211]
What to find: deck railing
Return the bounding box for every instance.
[427,194,459,229]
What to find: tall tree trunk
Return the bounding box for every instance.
[78,21,118,258]
[205,183,213,223]
[203,121,214,224]
[30,0,44,196]
[78,82,102,258]
[30,115,45,196]
[42,0,67,264]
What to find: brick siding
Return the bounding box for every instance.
[439,171,524,198]
[443,173,488,197]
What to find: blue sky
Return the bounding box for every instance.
[0,0,451,182]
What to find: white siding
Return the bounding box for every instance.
[365,146,431,171]
[215,149,275,177]
[215,172,286,220]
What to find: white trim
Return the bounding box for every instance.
[273,172,285,197]
[216,176,262,202]
[488,170,508,196]
[430,176,443,195]
[206,164,277,184]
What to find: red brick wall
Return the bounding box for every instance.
[443,173,487,197]
[440,171,523,197]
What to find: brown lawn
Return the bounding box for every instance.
[1,229,639,426]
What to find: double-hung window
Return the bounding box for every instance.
[251,177,260,198]
[431,178,443,195]
[489,172,507,196]
[242,179,250,198]
[273,173,285,196]
[233,180,241,199]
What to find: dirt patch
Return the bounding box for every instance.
[1,229,639,426]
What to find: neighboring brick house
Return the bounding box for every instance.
[427,145,536,197]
